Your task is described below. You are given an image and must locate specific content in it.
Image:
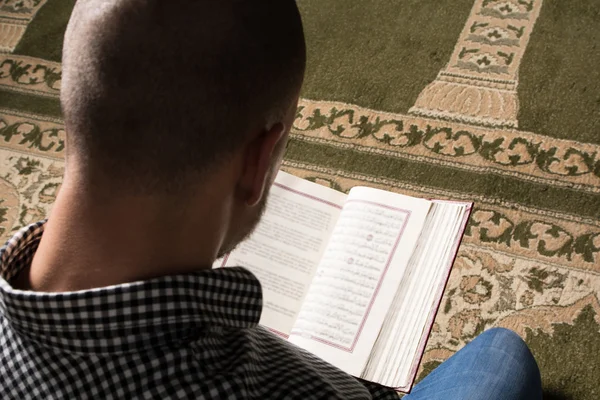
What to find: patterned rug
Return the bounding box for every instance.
[0,1,598,398]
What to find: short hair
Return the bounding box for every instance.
[61,0,306,193]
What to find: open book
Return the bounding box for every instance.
[215,171,472,392]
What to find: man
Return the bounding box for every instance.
[0,0,542,398]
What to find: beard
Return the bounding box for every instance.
[216,189,269,260]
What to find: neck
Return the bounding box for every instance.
[15,175,232,292]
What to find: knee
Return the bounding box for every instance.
[479,327,524,346]
[476,327,529,355]
[476,327,541,379]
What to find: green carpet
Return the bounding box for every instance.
[0,1,598,398]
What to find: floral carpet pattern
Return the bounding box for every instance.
[0,1,598,398]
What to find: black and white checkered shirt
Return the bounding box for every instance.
[0,221,398,399]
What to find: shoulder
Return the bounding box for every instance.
[191,326,379,399]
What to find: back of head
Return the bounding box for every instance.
[61,0,305,194]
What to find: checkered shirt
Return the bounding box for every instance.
[0,221,398,399]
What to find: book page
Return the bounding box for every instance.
[216,171,347,337]
[288,187,431,376]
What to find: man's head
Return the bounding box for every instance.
[60,0,305,259]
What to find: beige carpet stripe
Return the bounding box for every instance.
[0,54,61,98]
[295,98,600,192]
[460,243,600,278]
[0,109,64,159]
[291,133,599,194]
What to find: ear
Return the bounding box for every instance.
[239,122,286,207]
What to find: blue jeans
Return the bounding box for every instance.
[404,328,542,400]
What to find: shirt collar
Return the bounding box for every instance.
[0,221,263,354]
